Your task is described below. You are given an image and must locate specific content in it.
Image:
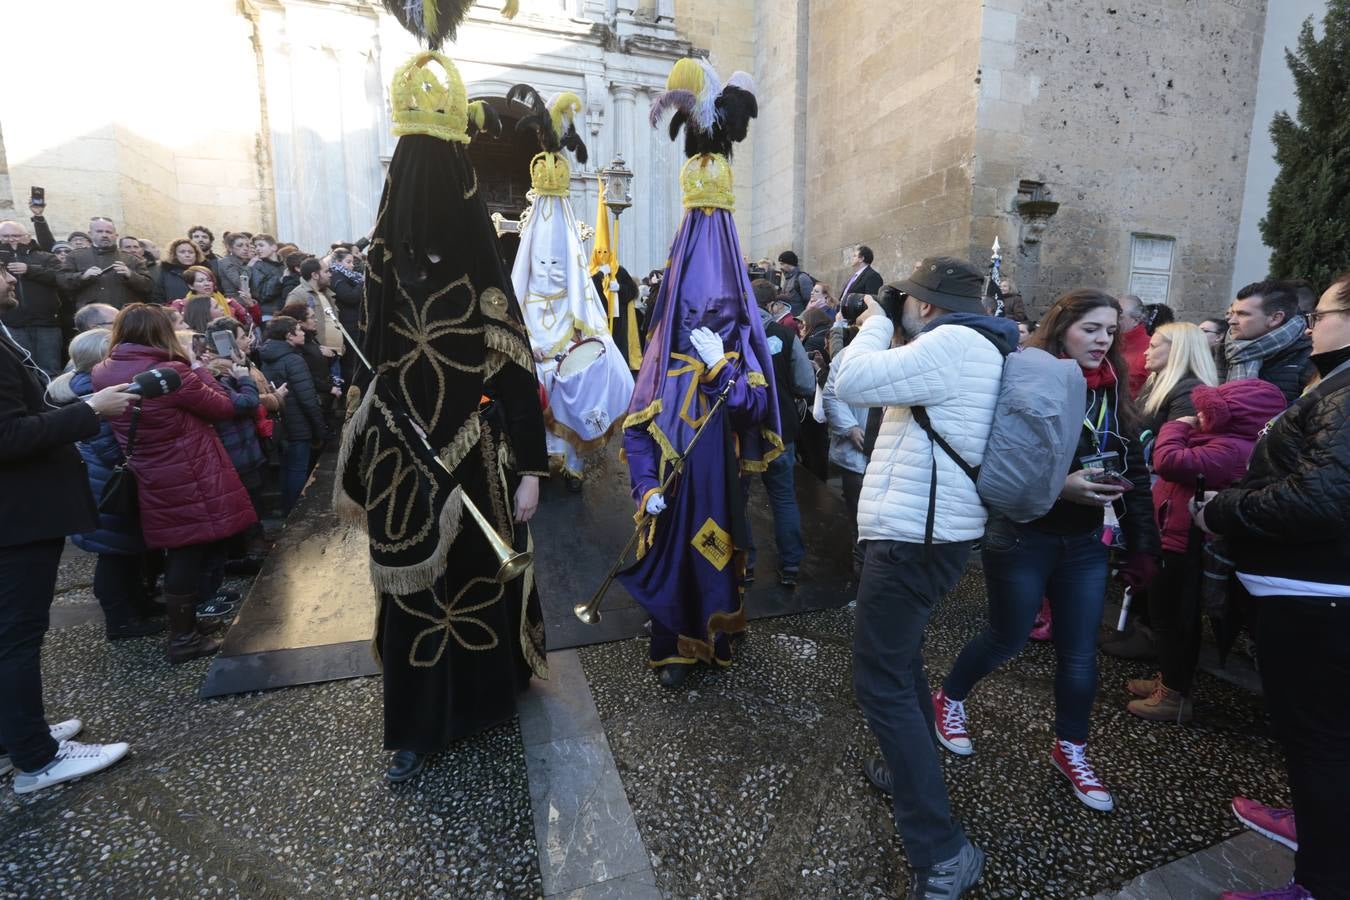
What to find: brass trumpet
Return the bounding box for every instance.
[573,377,736,624]
[320,305,531,583]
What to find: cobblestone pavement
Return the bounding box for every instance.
[1,547,540,900]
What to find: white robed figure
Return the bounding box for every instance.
[508,85,634,487]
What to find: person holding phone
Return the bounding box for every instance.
[58,217,152,310]
[171,266,248,331]
[934,289,1160,813]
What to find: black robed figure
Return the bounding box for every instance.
[334,17,549,783]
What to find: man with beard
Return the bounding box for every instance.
[0,220,65,374]
[58,218,152,310]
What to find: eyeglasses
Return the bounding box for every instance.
[1306,308,1350,328]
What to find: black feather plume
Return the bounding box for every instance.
[380,0,477,50]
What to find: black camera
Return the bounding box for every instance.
[842,285,908,325]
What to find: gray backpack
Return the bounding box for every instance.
[913,345,1086,532]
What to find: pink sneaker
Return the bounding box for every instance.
[1029,597,1052,641]
[932,689,973,756]
[1232,797,1298,851]
[1051,739,1113,811]
[1219,881,1313,899]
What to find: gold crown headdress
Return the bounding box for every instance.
[391,52,499,144]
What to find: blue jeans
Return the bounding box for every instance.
[6,325,63,375]
[743,441,804,570]
[943,519,1109,743]
[280,439,311,514]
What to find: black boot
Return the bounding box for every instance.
[165,593,222,664]
[386,750,428,783]
[657,662,692,688]
[106,618,165,641]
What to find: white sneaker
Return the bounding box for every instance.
[0,719,83,778]
[12,740,129,795]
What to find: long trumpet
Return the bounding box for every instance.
[319,304,531,583]
[574,376,737,624]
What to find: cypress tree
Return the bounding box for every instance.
[1259,1,1350,290]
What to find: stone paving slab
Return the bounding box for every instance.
[578,568,1291,899]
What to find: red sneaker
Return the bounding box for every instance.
[1029,597,1052,641]
[932,690,973,756]
[1232,797,1298,851]
[1051,739,1113,811]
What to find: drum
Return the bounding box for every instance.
[556,337,607,379]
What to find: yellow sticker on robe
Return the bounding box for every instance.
[692,517,733,571]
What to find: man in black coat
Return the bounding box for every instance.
[0,269,137,795]
[58,218,152,310]
[838,244,883,304]
[0,220,66,374]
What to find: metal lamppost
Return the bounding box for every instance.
[598,155,634,319]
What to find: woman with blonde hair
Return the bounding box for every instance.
[1137,322,1218,443]
[48,329,163,641]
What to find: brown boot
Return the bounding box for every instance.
[1127,681,1193,723]
[1126,672,1161,698]
[165,593,222,665]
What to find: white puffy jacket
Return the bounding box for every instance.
[833,316,1004,544]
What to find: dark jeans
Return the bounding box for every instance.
[0,539,64,771]
[944,520,1109,743]
[6,325,62,375]
[1149,550,1202,694]
[280,439,311,514]
[93,553,151,626]
[743,441,804,570]
[163,541,227,598]
[1257,596,1350,897]
[853,538,974,869]
[841,467,864,570]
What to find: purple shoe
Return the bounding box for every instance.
[1232,796,1298,851]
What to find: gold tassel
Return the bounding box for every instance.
[502,0,519,18]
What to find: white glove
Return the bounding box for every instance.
[645,492,667,515]
[689,326,724,369]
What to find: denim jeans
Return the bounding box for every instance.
[743,441,804,570]
[0,539,64,772]
[853,538,974,869]
[93,553,150,626]
[280,439,311,514]
[5,325,63,375]
[944,519,1109,743]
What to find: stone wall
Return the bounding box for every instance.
[803,0,985,292]
[748,0,808,264]
[973,0,1268,317]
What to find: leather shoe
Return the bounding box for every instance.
[863,757,893,796]
[106,618,166,641]
[657,662,691,688]
[385,750,427,783]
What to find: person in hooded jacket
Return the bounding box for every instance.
[91,304,257,663]
[259,315,324,513]
[47,329,164,641]
[1126,377,1287,722]
[936,289,1161,816]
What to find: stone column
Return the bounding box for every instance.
[610,84,638,275]
[630,86,652,276]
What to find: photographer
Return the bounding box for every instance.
[833,257,1018,896]
[0,220,66,374]
[1,268,138,795]
[776,251,814,316]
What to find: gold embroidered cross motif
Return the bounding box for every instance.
[692,517,733,571]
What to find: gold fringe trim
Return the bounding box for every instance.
[747,371,768,388]
[518,528,549,680]
[366,486,465,597]
[333,378,380,524]
[543,407,626,455]
[483,323,536,373]
[624,398,662,430]
[739,428,786,474]
[439,413,482,477]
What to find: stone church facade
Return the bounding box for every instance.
[2,0,1302,316]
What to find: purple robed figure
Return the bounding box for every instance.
[618,59,780,684]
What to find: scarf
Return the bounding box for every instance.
[330,260,365,286]
[1224,314,1307,380]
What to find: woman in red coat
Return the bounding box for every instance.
[1126,377,1287,721]
[92,304,257,663]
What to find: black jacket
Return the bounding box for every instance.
[248,258,287,314]
[59,246,153,309]
[838,265,882,302]
[763,318,803,444]
[1258,333,1316,406]
[0,331,101,546]
[1205,357,1350,586]
[329,269,364,333]
[152,263,194,304]
[0,244,65,328]
[259,339,325,443]
[1139,375,1202,440]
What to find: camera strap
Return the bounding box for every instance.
[911,405,980,546]
[122,402,142,462]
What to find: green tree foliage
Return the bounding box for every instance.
[1259,1,1350,291]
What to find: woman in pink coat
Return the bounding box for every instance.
[1126,377,1287,721]
[92,304,257,663]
